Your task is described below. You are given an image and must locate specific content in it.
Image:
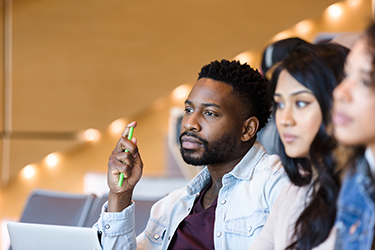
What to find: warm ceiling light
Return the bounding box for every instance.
[110,119,126,135]
[233,52,253,64]
[45,153,59,167]
[83,128,100,142]
[327,3,344,18]
[272,31,292,42]
[172,85,191,102]
[22,164,36,179]
[347,0,361,7]
[295,20,313,35]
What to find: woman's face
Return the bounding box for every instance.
[333,38,375,151]
[274,70,323,158]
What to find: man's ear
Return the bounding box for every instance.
[242,116,259,142]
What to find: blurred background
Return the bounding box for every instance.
[0,0,372,248]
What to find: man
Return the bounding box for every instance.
[94,59,289,250]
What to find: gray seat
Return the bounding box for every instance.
[83,193,108,227]
[134,199,157,235]
[82,193,156,235]
[19,189,96,227]
[9,189,96,250]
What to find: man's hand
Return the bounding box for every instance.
[107,121,143,212]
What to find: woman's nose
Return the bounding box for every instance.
[279,107,295,126]
[333,77,351,104]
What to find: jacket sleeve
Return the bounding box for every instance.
[265,157,289,209]
[248,187,284,250]
[93,201,138,250]
[247,157,289,249]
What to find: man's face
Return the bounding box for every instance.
[179,78,244,166]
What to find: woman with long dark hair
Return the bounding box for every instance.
[332,22,375,250]
[249,42,349,250]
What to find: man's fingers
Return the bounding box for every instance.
[109,156,133,178]
[113,137,137,154]
[121,121,137,138]
[119,165,132,179]
[114,151,134,166]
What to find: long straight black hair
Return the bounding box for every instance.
[270,42,349,250]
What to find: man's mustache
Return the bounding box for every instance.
[179,131,208,146]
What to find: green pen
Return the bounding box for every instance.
[118,126,134,186]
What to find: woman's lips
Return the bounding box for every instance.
[332,111,353,126]
[282,133,298,143]
[181,136,203,149]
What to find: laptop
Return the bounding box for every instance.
[7,222,102,250]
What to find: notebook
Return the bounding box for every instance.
[7,222,102,250]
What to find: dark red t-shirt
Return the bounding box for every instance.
[168,181,217,250]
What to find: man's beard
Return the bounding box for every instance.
[179,131,237,166]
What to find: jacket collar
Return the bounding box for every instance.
[355,157,375,202]
[186,141,266,196]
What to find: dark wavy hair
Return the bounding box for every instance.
[270,43,349,250]
[198,59,271,132]
[366,21,375,89]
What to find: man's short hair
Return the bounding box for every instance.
[198,59,271,132]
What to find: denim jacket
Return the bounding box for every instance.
[94,141,289,250]
[335,157,375,250]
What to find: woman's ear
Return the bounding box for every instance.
[242,116,259,142]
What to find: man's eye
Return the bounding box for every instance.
[184,107,193,114]
[205,111,216,117]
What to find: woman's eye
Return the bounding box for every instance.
[275,102,284,109]
[296,101,307,108]
[362,78,372,87]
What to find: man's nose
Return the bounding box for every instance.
[182,112,201,132]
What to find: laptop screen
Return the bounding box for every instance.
[7,222,102,250]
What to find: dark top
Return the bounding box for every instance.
[168,181,217,250]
